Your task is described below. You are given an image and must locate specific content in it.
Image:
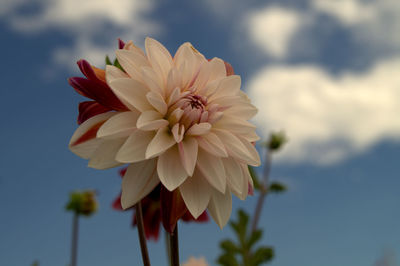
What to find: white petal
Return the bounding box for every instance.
[109,78,152,112]
[116,130,155,163]
[146,127,176,159]
[180,169,211,218]
[105,65,128,84]
[136,110,169,131]
[88,138,125,169]
[213,115,256,135]
[186,123,211,136]
[166,67,182,95]
[167,87,182,106]
[157,144,188,191]
[207,187,232,229]
[213,129,260,166]
[115,49,149,82]
[223,102,258,120]
[141,66,164,96]
[178,137,198,176]
[208,58,227,81]
[69,112,116,159]
[196,148,226,193]
[97,111,139,139]
[196,132,228,158]
[145,37,173,82]
[222,157,244,197]
[171,123,185,143]
[121,159,159,209]
[209,75,241,101]
[146,91,167,115]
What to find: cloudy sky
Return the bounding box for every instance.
[0,0,399,265]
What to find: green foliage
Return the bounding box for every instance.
[104,55,124,71]
[31,260,39,266]
[248,166,261,191]
[217,210,274,266]
[65,190,98,216]
[265,131,287,152]
[269,182,288,194]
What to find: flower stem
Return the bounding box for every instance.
[165,231,172,266]
[70,212,79,266]
[169,225,180,266]
[251,148,272,232]
[135,201,151,266]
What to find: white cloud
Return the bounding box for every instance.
[245,6,306,59]
[248,58,400,165]
[312,0,400,51]
[2,0,159,68]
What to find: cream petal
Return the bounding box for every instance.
[196,148,226,193]
[166,67,182,95]
[167,87,182,106]
[186,123,211,136]
[146,91,167,115]
[146,127,176,159]
[69,112,116,159]
[115,49,149,82]
[116,130,155,163]
[105,65,129,84]
[157,145,188,191]
[240,130,261,142]
[136,110,169,131]
[97,111,139,139]
[223,102,258,120]
[145,37,173,83]
[168,108,184,125]
[237,136,261,166]
[171,123,185,143]
[178,137,198,176]
[179,169,211,218]
[121,159,159,209]
[207,187,232,229]
[208,58,227,82]
[222,157,244,197]
[209,75,241,101]
[88,138,126,169]
[141,66,164,97]
[213,129,260,166]
[213,115,256,135]
[192,61,211,93]
[196,132,228,158]
[109,78,152,112]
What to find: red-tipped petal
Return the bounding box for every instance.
[112,195,123,210]
[118,38,125,49]
[78,101,111,125]
[224,61,234,76]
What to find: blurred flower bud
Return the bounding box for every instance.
[66,190,98,216]
[266,131,287,152]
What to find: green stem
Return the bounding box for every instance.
[70,213,79,266]
[136,202,151,266]
[251,148,272,232]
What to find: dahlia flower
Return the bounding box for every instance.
[69,37,260,228]
[182,257,209,266]
[113,168,208,240]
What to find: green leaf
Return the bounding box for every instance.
[217,254,239,266]
[105,55,113,66]
[247,229,263,249]
[230,209,249,245]
[248,166,261,190]
[250,246,274,265]
[269,182,287,194]
[113,58,124,71]
[220,240,240,254]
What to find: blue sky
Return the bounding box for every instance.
[0,0,399,265]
